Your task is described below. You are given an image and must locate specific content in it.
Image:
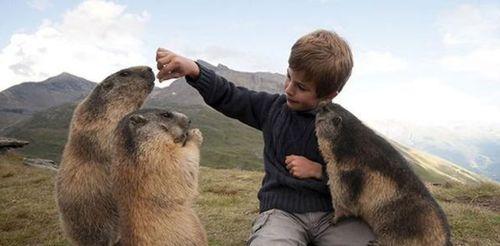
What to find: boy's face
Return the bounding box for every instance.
[285,68,319,111]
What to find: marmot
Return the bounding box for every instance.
[55,66,155,245]
[315,102,451,246]
[111,108,207,246]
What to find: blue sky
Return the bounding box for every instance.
[1,0,500,124]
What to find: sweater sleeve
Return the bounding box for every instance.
[185,62,280,130]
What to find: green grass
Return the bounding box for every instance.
[0,152,262,245]
[4,103,265,171]
[1,152,499,245]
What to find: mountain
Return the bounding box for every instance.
[0,73,96,130]
[0,61,496,184]
[368,120,500,182]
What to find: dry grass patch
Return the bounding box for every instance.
[1,152,499,245]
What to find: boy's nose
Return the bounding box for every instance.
[284,82,294,96]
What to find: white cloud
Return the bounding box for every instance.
[352,50,408,77]
[440,47,500,80]
[27,0,52,11]
[339,77,500,124]
[437,4,500,80]
[162,39,286,74]
[0,0,150,91]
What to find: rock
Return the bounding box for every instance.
[0,137,29,153]
[23,158,58,171]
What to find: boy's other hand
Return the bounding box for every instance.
[156,48,200,82]
[285,155,323,180]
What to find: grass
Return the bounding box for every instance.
[1,152,499,245]
[4,103,265,171]
[0,152,262,246]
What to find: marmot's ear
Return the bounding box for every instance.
[332,116,342,127]
[130,114,148,125]
[318,100,331,108]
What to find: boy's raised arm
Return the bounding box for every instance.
[156,48,279,130]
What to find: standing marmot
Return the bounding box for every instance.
[315,102,451,246]
[55,66,155,245]
[111,108,207,246]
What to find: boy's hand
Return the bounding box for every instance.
[285,155,323,180]
[156,48,200,81]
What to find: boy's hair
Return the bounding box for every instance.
[288,30,353,99]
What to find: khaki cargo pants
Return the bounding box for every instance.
[247,209,375,246]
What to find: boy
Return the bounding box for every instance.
[156,30,375,245]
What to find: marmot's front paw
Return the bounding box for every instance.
[332,207,351,224]
[188,128,203,145]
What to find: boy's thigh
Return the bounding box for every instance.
[314,216,376,246]
[247,209,309,246]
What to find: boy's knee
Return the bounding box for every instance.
[247,209,308,246]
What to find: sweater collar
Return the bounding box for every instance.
[283,104,318,117]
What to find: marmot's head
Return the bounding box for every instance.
[117,108,191,157]
[84,66,155,117]
[315,102,343,141]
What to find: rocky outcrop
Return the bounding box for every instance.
[0,137,29,153]
[23,158,58,171]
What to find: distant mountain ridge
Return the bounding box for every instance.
[0,61,496,184]
[0,72,96,129]
[0,61,285,130]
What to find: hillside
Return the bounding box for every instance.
[1,152,499,245]
[2,100,492,185]
[0,73,95,130]
[2,102,264,170]
[370,120,500,182]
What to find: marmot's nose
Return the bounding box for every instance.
[140,67,154,81]
[173,112,190,128]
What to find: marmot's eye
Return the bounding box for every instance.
[161,112,173,118]
[119,71,131,77]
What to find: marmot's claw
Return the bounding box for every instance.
[332,215,346,224]
[367,240,380,246]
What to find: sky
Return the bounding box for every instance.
[1,0,500,125]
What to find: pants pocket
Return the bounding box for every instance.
[250,209,274,234]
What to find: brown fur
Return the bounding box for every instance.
[111,108,207,246]
[315,102,452,246]
[55,66,154,245]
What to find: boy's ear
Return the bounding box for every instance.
[326,91,339,101]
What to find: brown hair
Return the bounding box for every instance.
[288,29,353,99]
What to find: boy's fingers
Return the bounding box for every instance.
[157,70,183,82]
[157,55,174,69]
[156,69,168,80]
[156,48,170,58]
[158,73,176,82]
[163,62,178,75]
[157,47,169,52]
[156,50,171,61]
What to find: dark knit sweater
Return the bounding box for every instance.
[186,63,333,213]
